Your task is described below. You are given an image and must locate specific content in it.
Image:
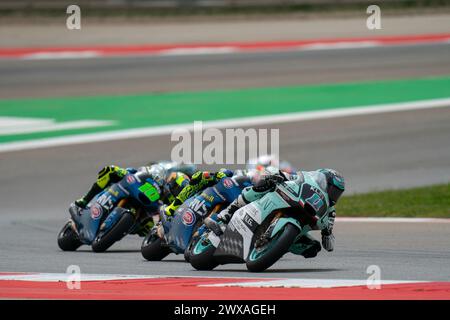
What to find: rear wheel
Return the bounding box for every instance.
[141,233,172,261]
[91,211,135,253]
[189,237,219,271]
[57,221,82,251]
[246,223,299,272]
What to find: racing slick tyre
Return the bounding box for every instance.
[92,211,135,253]
[57,221,82,251]
[246,223,299,272]
[189,238,219,271]
[141,234,171,261]
[184,242,193,262]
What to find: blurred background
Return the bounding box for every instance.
[0,0,449,279]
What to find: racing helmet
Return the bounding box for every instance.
[163,172,190,203]
[318,168,345,206]
[147,164,167,188]
[247,154,280,173]
[279,160,296,174]
[156,161,197,178]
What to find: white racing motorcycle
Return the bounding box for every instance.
[188,173,332,272]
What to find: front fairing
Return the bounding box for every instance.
[119,173,161,212]
[163,179,243,253]
[74,173,159,244]
[212,179,327,262]
[76,185,126,244]
[165,203,198,253]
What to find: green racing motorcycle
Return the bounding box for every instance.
[188,173,332,272]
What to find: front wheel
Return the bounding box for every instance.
[91,211,135,253]
[246,223,299,272]
[189,237,219,271]
[57,221,82,251]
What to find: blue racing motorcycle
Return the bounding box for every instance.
[141,175,253,262]
[57,167,165,253]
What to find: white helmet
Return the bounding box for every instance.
[247,154,279,172]
[147,164,167,188]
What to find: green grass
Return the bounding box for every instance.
[336,184,450,218]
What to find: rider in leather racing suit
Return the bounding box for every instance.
[204,168,345,257]
[163,169,234,217]
[72,163,193,235]
[74,163,193,210]
[74,159,233,220]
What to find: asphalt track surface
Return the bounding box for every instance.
[0,43,450,281]
[1,43,450,98]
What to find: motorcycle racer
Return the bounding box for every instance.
[204,168,345,257]
[247,154,296,175]
[163,169,234,217]
[74,162,195,209]
[74,165,131,209]
[71,163,193,236]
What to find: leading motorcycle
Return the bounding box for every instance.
[189,173,329,272]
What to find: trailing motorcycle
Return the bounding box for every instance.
[57,168,164,252]
[141,175,252,262]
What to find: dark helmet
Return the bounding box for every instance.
[162,172,190,203]
[318,168,345,205]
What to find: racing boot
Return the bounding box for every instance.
[203,198,241,236]
[295,234,321,259]
[203,216,226,236]
[135,219,155,237]
[74,198,88,209]
[74,182,103,209]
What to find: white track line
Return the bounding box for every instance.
[22,51,101,60]
[0,273,159,282]
[0,97,449,153]
[336,217,450,223]
[201,278,427,288]
[300,41,379,51]
[337,217,450,223]
[0,273,430,289]
[0,272,272,282]
[17,39,450,61]
[0,117,115,135]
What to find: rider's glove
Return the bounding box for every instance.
[164,203,176,217]
[214,171,227,180]
[190,170,232,186]
[321,229,335,252]
[216,168,233,179]
[327,211,336,231]
[253,174,284,192]
[190,171,214,186]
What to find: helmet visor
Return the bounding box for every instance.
[328,184,344,205]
